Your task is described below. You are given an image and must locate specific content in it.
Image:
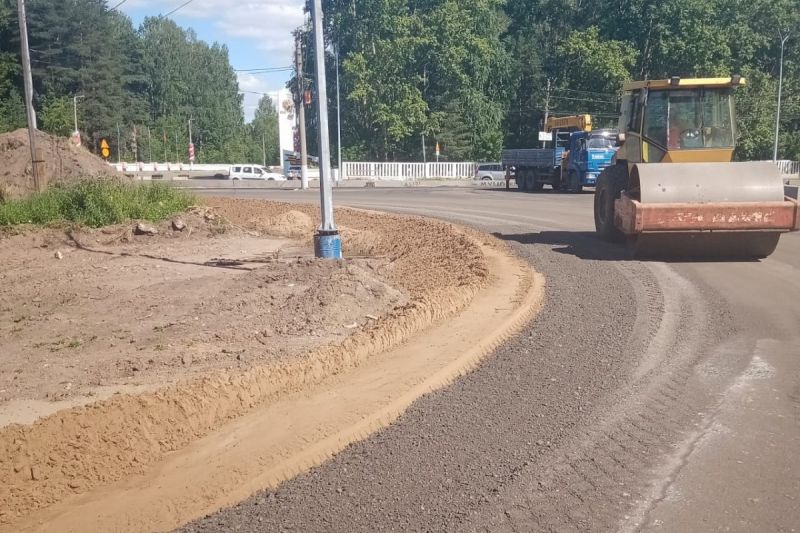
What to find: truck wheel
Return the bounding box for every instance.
[531,171,544,191]
[594,164,627,242]
[516,170,526,191]
[568,170,582,193]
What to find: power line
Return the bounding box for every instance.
[235,67,294,74]
[550,95,619,105]
[162,0,196,18]
[109,0,130,10]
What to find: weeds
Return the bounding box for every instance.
[0,180,196,228]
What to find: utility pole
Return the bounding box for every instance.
[17,0,40,192]
[175,132,179,163]
[774,31,790,163]
[311,0,340,258]
[147,127,152,163]
[72,95,84,141]
[116,123,121,164]
[262,133,267,167]
[296,33,309,190]
[335,44,343,183]
[188,117,194,169]
[541,78,552,148]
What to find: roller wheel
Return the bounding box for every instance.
[594,164,627,243]
[627,232,782,260]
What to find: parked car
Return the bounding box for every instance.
[229,165,286,181]
[473,163,506,181]
[286,166,321,180]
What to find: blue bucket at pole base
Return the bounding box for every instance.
[314,233,342,259]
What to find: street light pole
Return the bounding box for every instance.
[296,33,309,190]
[335,44,343,183]
[774,31,790,163]
[310,0,341,258]
[16,0,40,192]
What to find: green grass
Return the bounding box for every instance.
[0,181,196,228]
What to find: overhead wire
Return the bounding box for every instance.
[162,0,197,18]
[108,0,130,10]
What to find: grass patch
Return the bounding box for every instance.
[0,181,196,228]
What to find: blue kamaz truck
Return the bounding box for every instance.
[502,114,617,192]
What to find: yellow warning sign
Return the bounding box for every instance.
[99,138,111,160]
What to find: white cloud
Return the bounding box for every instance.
[123,0,304,70]
[237,72,283,122]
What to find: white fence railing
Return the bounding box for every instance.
[343,162,475,181]
[775,160,800,177]
[110,162,230,173]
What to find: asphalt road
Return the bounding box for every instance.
[181,187,800,532]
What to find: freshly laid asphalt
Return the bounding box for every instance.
[180,186,800,532]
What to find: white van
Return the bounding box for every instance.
[229,164,286,181]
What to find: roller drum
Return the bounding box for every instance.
[635,161,784,204]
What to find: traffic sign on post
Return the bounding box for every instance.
[99,138,111,160]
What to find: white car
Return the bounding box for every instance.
[473,163,506,181]
[229,165,286,181]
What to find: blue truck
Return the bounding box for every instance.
[502,115,617,192]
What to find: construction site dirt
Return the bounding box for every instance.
[1,198,544,532]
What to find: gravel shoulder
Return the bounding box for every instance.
[180,188,799,533]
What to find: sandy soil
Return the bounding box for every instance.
[0,129,123,200]
[0,210,404,423]
[0,198,493,528]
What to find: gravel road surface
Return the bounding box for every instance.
[181,187,800,532]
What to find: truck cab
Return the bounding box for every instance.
[564,130,617,187]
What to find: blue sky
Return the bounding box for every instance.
[119,0,305,121]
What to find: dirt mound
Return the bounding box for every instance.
[0,129,124,200]
[247,209,315,238]
[340,227,385,257]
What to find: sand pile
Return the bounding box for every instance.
[248,210,315,238]
[0,129,123,200]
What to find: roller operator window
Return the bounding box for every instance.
[650,89,735,150]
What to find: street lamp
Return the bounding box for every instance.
[774,30,790,163]
[310,0,341,259]
[335,43,343,183]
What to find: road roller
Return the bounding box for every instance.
[594,76,799,258]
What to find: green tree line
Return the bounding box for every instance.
[306,0,800,161]
[1,0,798,164]
[0,0,278,165]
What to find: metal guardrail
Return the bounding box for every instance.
[343,162,476,180]
[775,160,800,177]
[110,162,230,173]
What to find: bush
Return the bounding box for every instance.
[0,180,196,227]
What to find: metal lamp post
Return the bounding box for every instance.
[310,0,341,259]
[774,31,790,163]
[335,44,343,183]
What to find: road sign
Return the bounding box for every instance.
[538,131,553,142]
[188,142,195,162]
[99,138,111,159]
[435,142,440,157]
